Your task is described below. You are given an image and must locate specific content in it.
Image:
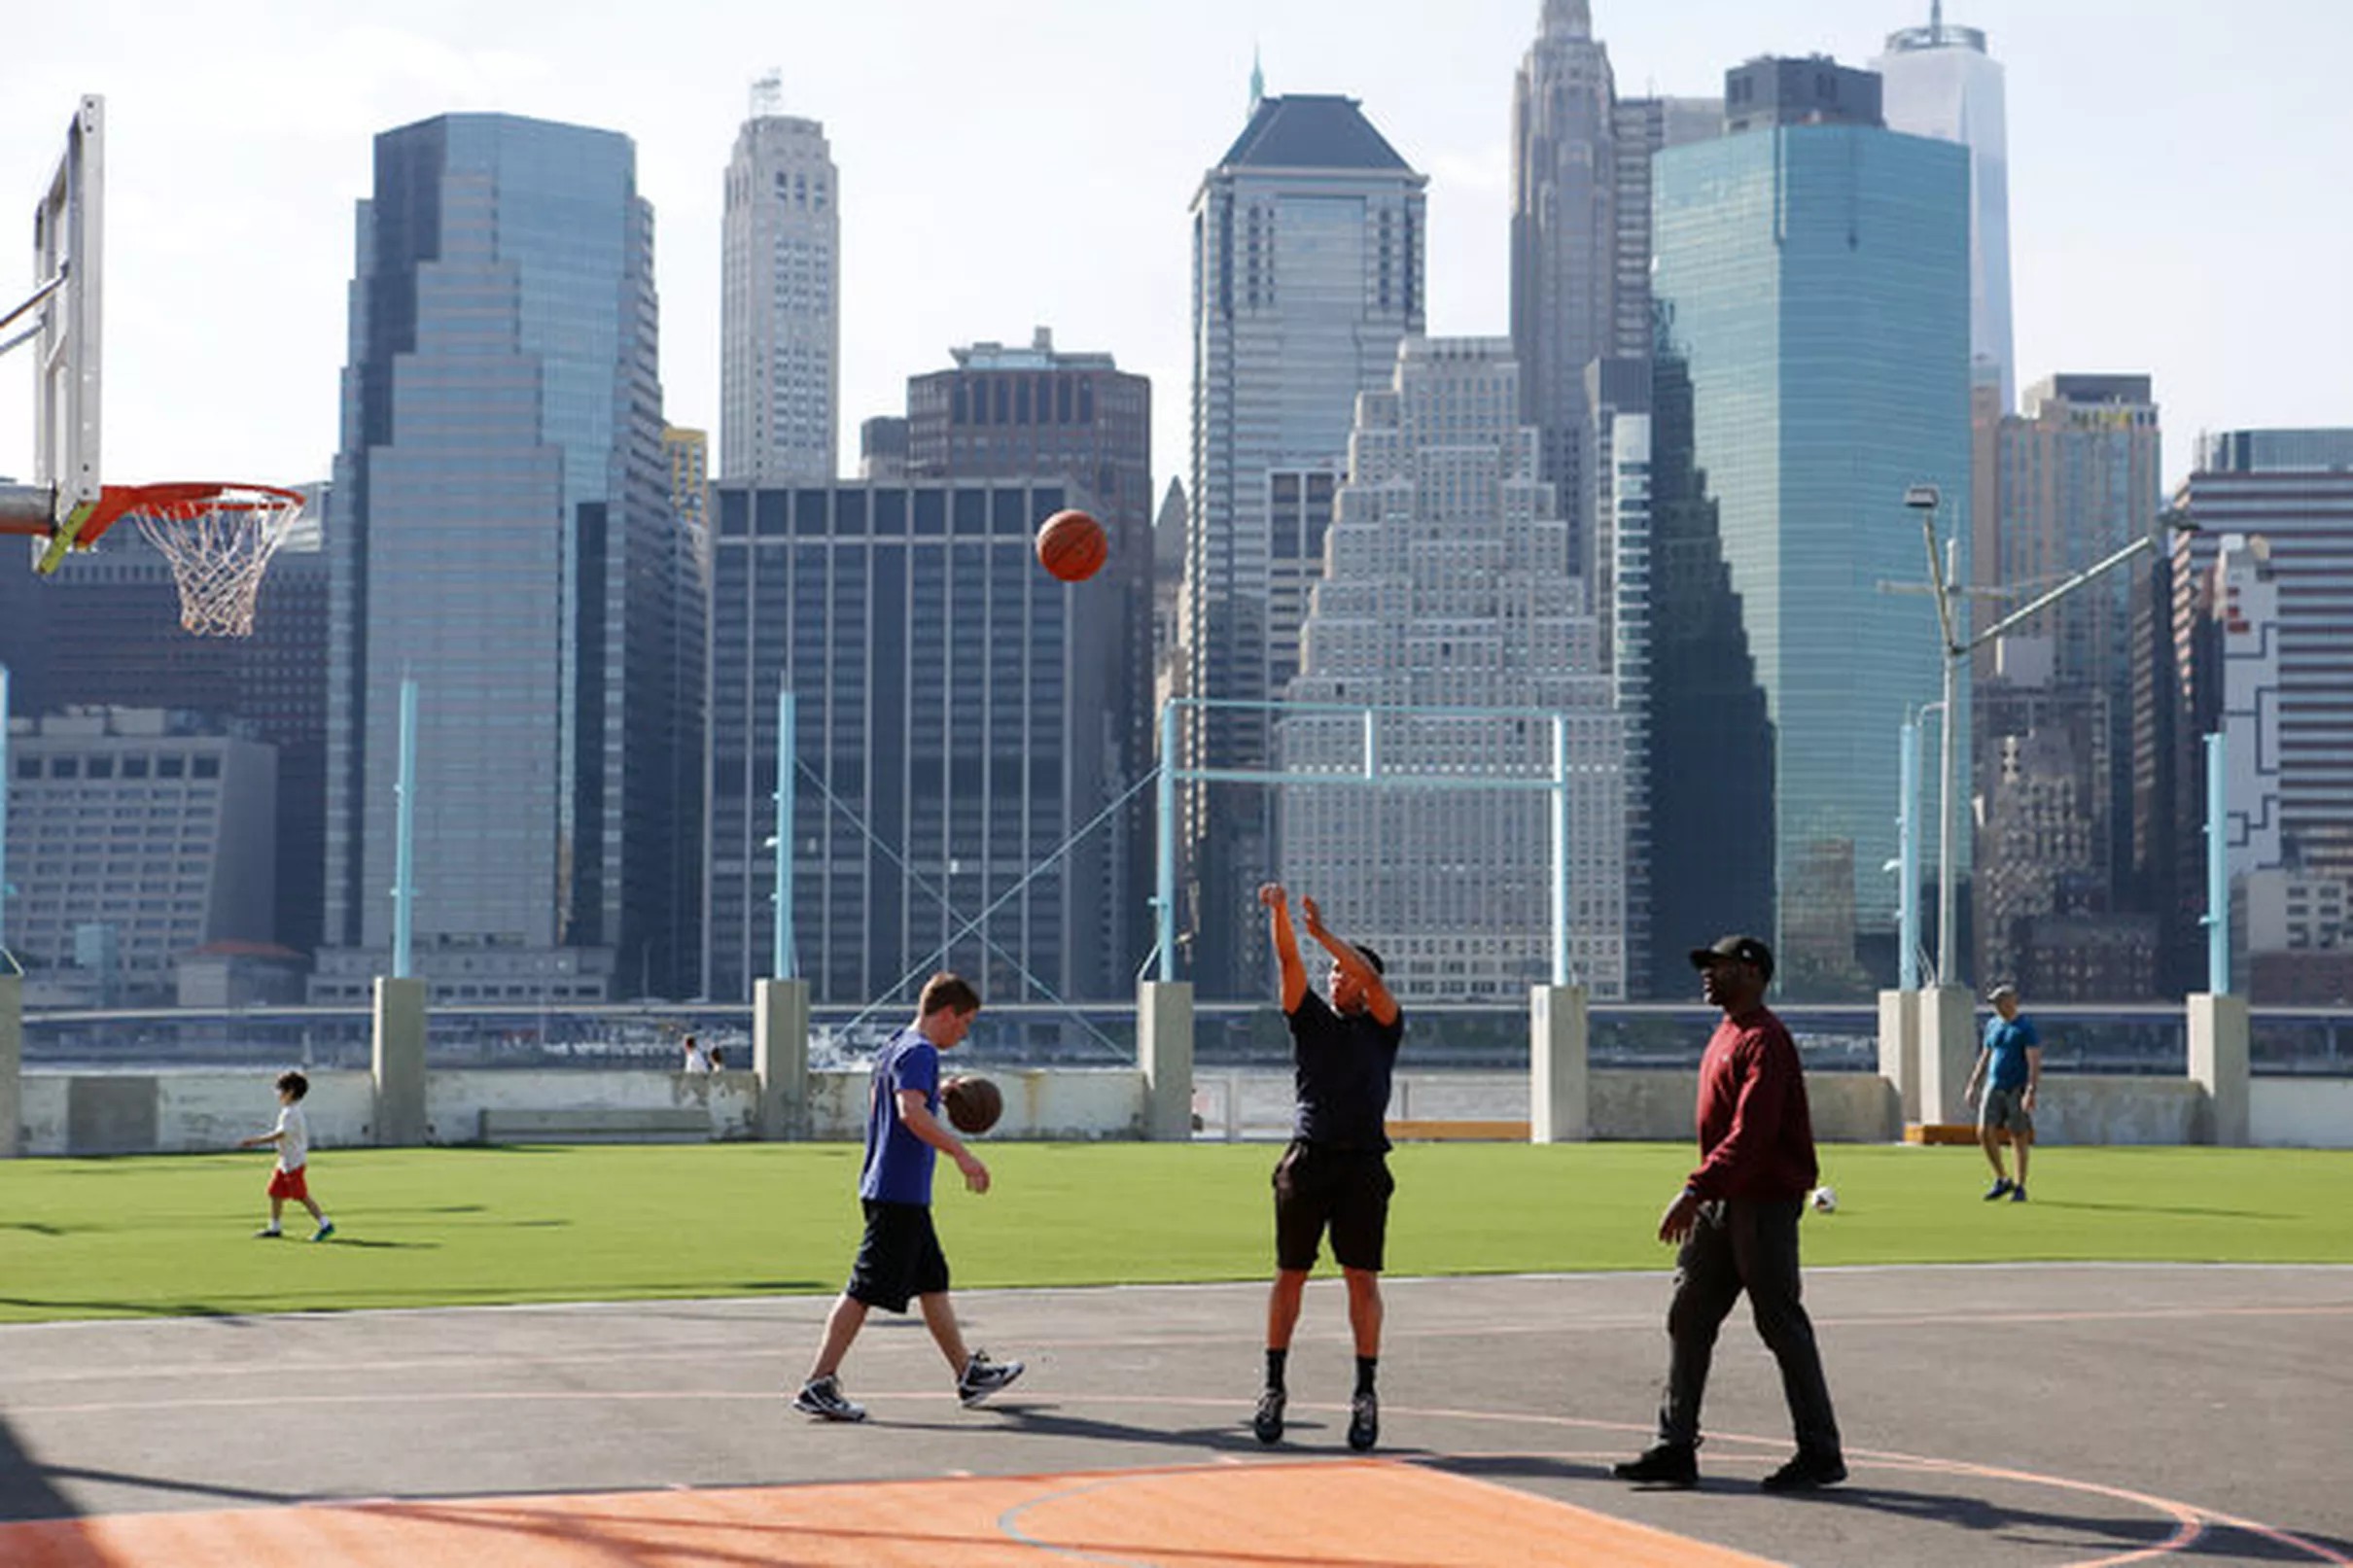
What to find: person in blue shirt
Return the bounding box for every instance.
[792,972,1025,1421]
[1964,983,2042,1202]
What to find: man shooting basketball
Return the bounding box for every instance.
[1252,883,1404,1452]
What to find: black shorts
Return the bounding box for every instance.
[1273,1139,1394,1273]
[846,1200,950,1313]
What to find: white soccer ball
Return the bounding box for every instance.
[1810,1185,1839,1213]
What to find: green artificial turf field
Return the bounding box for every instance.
[2,1140,2349,1323]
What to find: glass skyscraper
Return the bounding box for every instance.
[321,114,688,1001]
[1874,5,2015,410]
[702,480,1126,1007]
[1653,62,1971,996]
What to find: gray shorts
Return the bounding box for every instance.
[1981,1085,2034,1137]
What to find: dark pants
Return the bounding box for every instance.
[1657,1197,1841,1456]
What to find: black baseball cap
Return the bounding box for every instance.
[1688,934,1774,983]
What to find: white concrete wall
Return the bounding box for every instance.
[10,1064,2343,1154]
[2251,1078,2353,1149]
[2029,1075,2205,1145]
[15,1069,374,1158]
[804,1066,1147,1142]
[427,1069,768,1144]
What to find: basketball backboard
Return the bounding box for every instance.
[0,94,103,548]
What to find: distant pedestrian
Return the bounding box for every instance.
[1250,883,1404,1453]
[791,972,1024,1422]
[709,1046,727,1070]
[238,1070,334,1242]
[681,1033,713,1073]
[1614,935,1844,1492]
[1965,984,2041,1202]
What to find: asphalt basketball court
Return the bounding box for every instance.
[1,1262,2347,1567]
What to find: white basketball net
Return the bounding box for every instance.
[130,483,305,637]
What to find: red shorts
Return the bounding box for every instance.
[267,1166,311,1202]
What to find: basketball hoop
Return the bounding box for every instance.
[96,481,305,637]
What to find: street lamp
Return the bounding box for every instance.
[1905,486,2196,992]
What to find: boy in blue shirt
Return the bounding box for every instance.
[1964,983,2042,1202]
[792,972,1025,1421]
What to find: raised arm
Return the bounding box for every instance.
[1259,883,1308,1014]
[1302,896,1399,1027]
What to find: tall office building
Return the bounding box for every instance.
[721,98,838,481]
[1280,338,1624,998]
[905,329,1153,975]
[1653,58,1971,996]
[1642,327,1775,993]
[1181,91,1426,994]
[0,527,330,958]
[4,709,278,1002]
[2177,433,2353,887]
[1511,0,1615,566]
[1974,375,2161,993]
[321,113,686,1001]
[702,479,1125,1005]
[1874,4,2015,410]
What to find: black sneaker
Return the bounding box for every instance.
[1347,1390,1379,1451]
[1612,1444,1699,1487]
[790,1375,866,1422]
[1983,1178,2014,1201]
[957,1350,1025,1408]
[1251,1387,1286,1445]
[1760,1449,1846,1492]
[2010,1184,2027,1202]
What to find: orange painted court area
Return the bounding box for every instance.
[0,1459,1774,1568]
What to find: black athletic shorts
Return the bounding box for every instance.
[846,1200,950,1312]
[1272,1139,1394,1273]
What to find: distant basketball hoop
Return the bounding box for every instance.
[97,481,304,637]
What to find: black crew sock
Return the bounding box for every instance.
[1355,1355,1378,1397]
[1265,1348,1287,1392]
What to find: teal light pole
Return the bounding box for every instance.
[392,676,417,979]
[772,686,796,981]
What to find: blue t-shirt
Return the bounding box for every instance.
[1983,1014,2040,1091]
[859,1028,941,1204]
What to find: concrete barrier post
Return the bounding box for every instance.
[1917,985,1977,1127]
[754,978,811,1140]
[1138,981,1194,1141]
[1877,989,1920,1127]
[0,973,21,1158]
[2187,993,2250,1147]
[1529,984,1590,1143]
[371,977,428,1145]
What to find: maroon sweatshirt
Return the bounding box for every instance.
[1686,1004,1819,1202]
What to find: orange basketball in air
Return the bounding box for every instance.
[1036,508,1108,582]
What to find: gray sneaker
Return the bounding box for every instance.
[957,1350,1025,1408]
[791,1375,867,1422]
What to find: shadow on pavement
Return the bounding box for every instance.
[1810,1483,2353,1563]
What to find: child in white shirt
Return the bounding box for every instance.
[239,1070,334,1241]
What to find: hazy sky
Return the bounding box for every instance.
[5,0,2348,505]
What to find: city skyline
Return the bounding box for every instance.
[5,0,2349,510]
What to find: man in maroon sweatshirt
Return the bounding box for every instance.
[1613,934,1845,1493]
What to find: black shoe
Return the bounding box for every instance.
[2010,1184,2027,1202]
[790,1375,867,1422]
[1612,1444,1698,1487]
[1347,1390,1379,1452]
[1983,1178,2013,1201]
[1760,1449,1846,1492]
[1251,1387,1286,1445]
[956,1350,1025,1408]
